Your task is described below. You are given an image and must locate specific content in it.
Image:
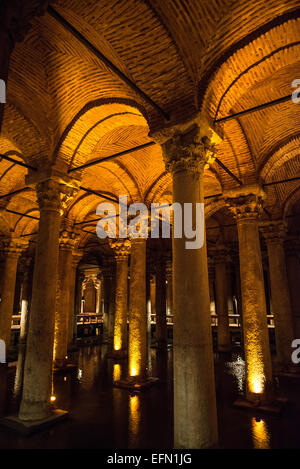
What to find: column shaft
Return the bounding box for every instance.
[0,250,20,347]
[267,239,294,367]
[128,238,147,380]
[54,247,73,367]
[19,179,76,421]
[237,216,272,402]
[68,262,77,346]
[215,259,231,352]
[286,241,300,337]
[114,257,129,354]
[172,168,217,448]
[155,256,167,347]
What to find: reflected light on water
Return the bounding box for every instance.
[251,417,270,449]
[129,394,141,446]
[113,364,121,382]
[226,355,245,394]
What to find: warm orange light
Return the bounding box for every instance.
[251,418,270,449]
[113,364,121,382]
[50,395,56,402]
[246,341,265,396]
[129,394,141,443]
[130,366,137,377]
[252,380,263,394]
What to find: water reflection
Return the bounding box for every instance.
[128,394,141,448]
[226,355,245,394]
[77,347,100,389]
[251,417,271,449]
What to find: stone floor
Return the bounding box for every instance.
[0,343,300,449]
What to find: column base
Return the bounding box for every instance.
[233,397,289,415]
[107,350,128,359]
[114,376,159,391]
[0,409,68,435]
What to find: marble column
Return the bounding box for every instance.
[146,258,152,373]
[14,258,33,397]
[19,178,78,421]
[74,271,84,336]
[108,263,116,344]
[261,221,294,368]
[208,257,216,318]
[285,238,300,338]
[155,253,167,348]
[68,251,82,347]
[155,120,220,449]
[232,249,243,330]
[110,239,131,357]
[225,186,273,404]
[101,258,115,345]
[150,274,156,318]
[128,237,148,381]
[214,247,231,353]
[0,239,25,348]
[166,260,173,318]
[53,230,77,367]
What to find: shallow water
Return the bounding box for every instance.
[0,344,300,449]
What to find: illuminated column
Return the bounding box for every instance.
[95,278,101,314]
[14,258,33,397]
[150,274,156,318]
[214,247,231,353]
[0,239,25,348]
[146,258,152,373]
[208,257,216,318]
[68,251,82,346]
[261,222,294,368]
[155,253,167,348]
[166,260,173,318]
[108,262,116,344]
[54,231,77,367]
[285,238,300,337]
[110,239,131,356]
[128,237,147,381]
[19,178,78,421]
[225,186,273,403]
[232,249,243,332]
[102,258,115,345]
[154,120,220,449]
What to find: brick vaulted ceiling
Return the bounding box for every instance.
[1,0,300,246]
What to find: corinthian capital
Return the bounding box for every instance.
[162,124,216,174]
[151,114,222,175]
[260,220,287,244]
[224,185,265,221]
[1,236,28,256]
[109,239,131,260]
[59,230,80,250]
[36,179,78,214]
